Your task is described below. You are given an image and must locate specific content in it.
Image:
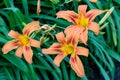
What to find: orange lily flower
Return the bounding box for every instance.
[56,5,107,44]
[42,32,89,77]
[2,21,41,64]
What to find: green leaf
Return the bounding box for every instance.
[108,50,120,62]
[1,54,28,72]
[61,61,69,80]
[90,53,110,80]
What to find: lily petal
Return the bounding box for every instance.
[65,25,84,35]
[79,29,88,45]
[8,30,21,39]
[23,46,33,64]
[56,32,65,43]
[70,55,84,77]
[54,54,66,67]
[65,25,77,35]
[86,9,106,22]
[2,40,19,54]
[78,5,87,15]
[56,11,78,24]
[15,46,23,58]
[88,22,100,34]
[76,47,89,57]
[66,27,81,46]
[42,48,62,54]
[90,0,97,2]
[30,39,40,48]
[50,43,62,48]
[23,21,40,36]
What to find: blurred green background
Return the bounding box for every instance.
[0,0,120,80]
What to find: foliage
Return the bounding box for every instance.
[0,0,120,80]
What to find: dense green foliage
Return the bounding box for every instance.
[0,0,120,80]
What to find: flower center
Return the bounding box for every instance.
[75,14,88,28]
[61,43,75,55]
[18,35,30,46]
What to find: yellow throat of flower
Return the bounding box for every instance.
[75,15,88,28]
[18,35,30,46]
[61,43,76,56]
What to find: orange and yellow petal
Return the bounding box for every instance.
[30,39,40,48]
[88,22,100,34]
[2,40,19,54]
[70,55,84,77]
[78,5,87,15]
[65,25,84,36]
[64,25,76,35]
[56,11,78,24]
[65,25,84,46]
[23,21,40,36]
[56,32,65,43]
[54,54,66,67]
[50,43,62,48]
[42,48,62,54]
[23,46,33,64]
[79,29,88,45]
[66,27,80,46]
[76,47,89,57]
[8,30,21,39]
[15,46,23,58]
[86,9,106,22]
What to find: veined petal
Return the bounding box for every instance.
[90,0,97,2]
[86,9,106,22]
[56,11,78,24]
[8,30,21,39]
[78,5,87,15]
[23,46,33,64]
[65,25,84,36]
[66,26,83,46]
[42,48,62,54]
[76,47,89,57]
[23,21,40,36]
[15,46,23,58]
[66,28,80,45]
[79,29,88,45]
[30,39,40,48]
[2,40,19,54]
[70,55,84,77]
[54,54,66,67]
[65,25,77,35]
[88,22,100,34]
[56,32,65,43]
[50,43,62,48]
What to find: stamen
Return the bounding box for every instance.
[18,35,30,46]
[61,43,75,55]
[75,15,88,28]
